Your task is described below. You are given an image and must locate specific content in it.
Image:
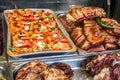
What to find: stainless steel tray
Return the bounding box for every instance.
[8,50,120,80]
[0,62,9,80]
[56,12,120,56]
[0,13,7,61]
[4,9,77,58]
[9,55,93,80]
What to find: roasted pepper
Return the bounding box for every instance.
[96,18,114,29]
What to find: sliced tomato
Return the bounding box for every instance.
[43,38,49,43]
[21,36,29,40]
[52,37,60,42]
[51,30,61,35]
[60,38,68,43]
[19,43,32,48]
[36,38,48,43]
[44,12,51,16]
[37,32,43,34]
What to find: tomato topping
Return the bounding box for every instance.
[20,43,32,48]
[21,37,29,40]
[60,39,68,43]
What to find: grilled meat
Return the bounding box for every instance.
[105,35,117,44]
[16,61,72,80]
[50,62,73,78]
[18,60,48,73]
[93,64,120,80]
[84,20,105,46]
[80,40,91,50]
[85,53,118,74]
[88,44,105,52]
[71,27,91,50]
[110,64,120,80]
[101,29,117,50]
[101,18,120,36]
[85,53,120,80]
[66,6,106,25]
[117,38,120,48]
[16,61,48,80]
[71,27,86,46]
[16,71,42,80]
[58,16,74,33]
[42,68,69,80]
[75,35,86,46]
[104,34,117,50]
[105,43,116,50]
[93,68,111,80]
[58,6,120,52]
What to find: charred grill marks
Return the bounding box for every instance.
[59,6,120,51]
[66,6,106,25]
[84,20,105,46]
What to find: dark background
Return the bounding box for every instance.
[0,0,106,11]
[0,0,119,22]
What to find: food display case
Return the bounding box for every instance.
[0,0,120,80]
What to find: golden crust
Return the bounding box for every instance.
[42,68,69,80]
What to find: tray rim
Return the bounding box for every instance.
[4,8,77,57]
[9,51,120,80]
[57,13,120,55]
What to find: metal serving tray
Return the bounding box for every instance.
[9,55,93,80]
[4,9,77,58]
[0,62,9,80]
[56,12,120,56]
[0,13,7,61]
[8,50,120,80]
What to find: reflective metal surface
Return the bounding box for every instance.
[9,55,92,80]
[8,50,120,80]
[0,62,9,80]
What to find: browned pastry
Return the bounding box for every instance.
[42,68,69,80]
[84,20,105,46]
[66,6,106,25]
[50,62,74,78]
[101,18,120,36]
